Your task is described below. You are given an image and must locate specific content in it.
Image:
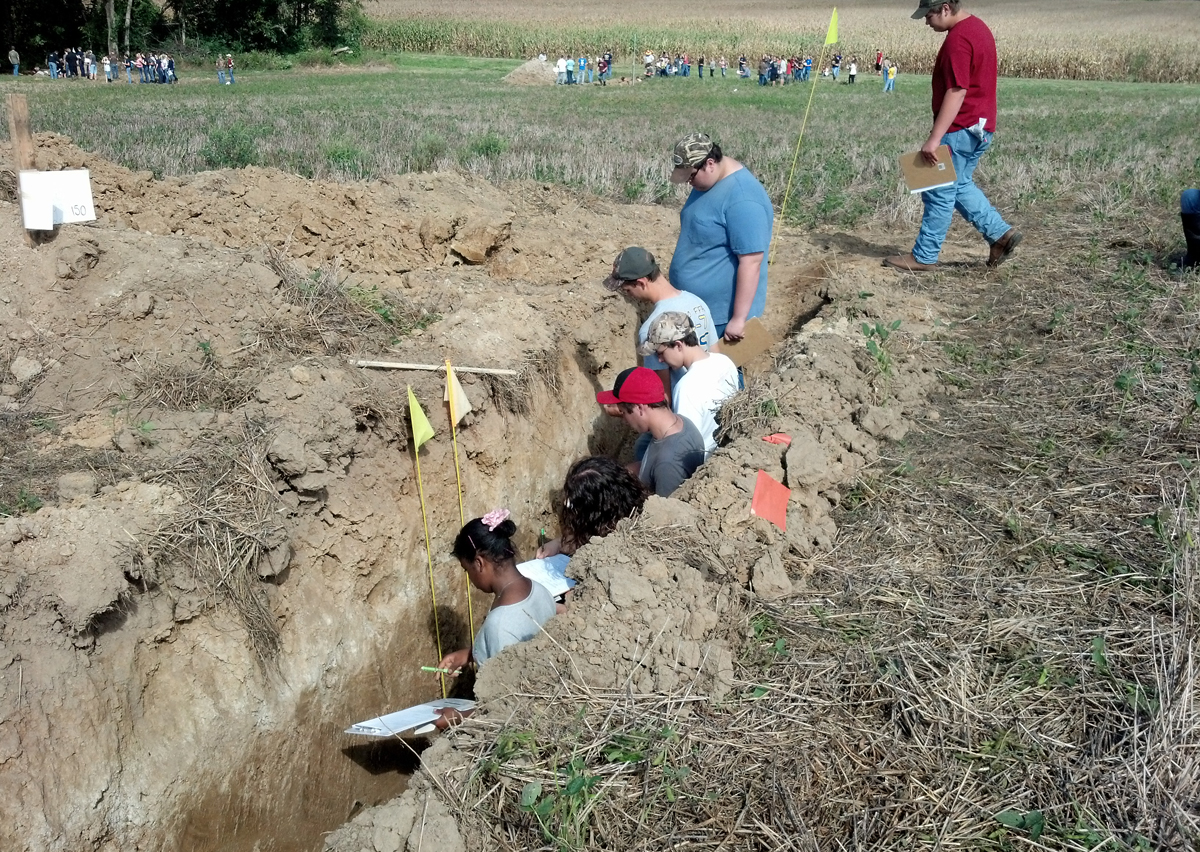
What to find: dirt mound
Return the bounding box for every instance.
[503,57,557,86]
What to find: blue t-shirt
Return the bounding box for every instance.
[639,291,719,383]
[669,167,773,327]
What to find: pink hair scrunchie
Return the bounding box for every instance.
[482,508,510,531]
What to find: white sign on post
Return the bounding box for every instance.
[18,169,97,231]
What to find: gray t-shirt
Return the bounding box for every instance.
[639,417,706,497]
[472,580,557,666]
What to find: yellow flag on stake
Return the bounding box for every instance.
[407,386,434,450]
[444,363,473,426]
[825,8,838,45]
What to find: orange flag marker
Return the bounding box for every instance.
[750,470,790,531]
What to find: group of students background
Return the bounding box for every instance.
[631,48,899,91]
[826,51,900,90]
[35,49,179,83]
[643,52,732,78]
[551,50,614,85]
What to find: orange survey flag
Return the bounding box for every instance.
[750,470,790,531]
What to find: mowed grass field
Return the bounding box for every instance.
[7,57,1200,235]
[361,0,1200,82]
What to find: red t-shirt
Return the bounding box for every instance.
[931,15,999,133]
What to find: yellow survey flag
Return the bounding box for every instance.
[407,386,434,450]
[444,364,473,426]
[825,8,838,45]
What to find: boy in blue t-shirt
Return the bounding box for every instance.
[667,133,773,343]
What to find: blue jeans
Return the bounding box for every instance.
[1183,189,1200,215]
[913,127,1011,264]
[126,66,132,82]
[11,64,17,76]
[49,62,57,78]
[883,76,894,92]
[566,69,574,84]
[832,66,839,79]
[587,69,593,83]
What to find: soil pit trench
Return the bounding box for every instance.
[161,265,829,852]
[164,361,632,852]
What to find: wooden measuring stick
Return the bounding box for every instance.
[350,359,518,377]
[6,93,35,248]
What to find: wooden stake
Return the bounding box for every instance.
[350,359,518,376]
[6,93,35,248]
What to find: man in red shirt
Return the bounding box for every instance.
[884,1,1022,272]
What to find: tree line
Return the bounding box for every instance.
[1,0,365,64]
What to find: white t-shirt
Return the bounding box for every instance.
[672,352,739,456]
[639,292,720,384]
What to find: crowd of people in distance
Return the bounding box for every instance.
[643,51,731,78]
[26,49,181,83]
[11,48,238,85]
[549,49,615,85]
[631,48,899,91]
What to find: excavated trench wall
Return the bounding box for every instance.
[1,334,632,852]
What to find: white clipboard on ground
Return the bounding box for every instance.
[899,146,956,194]
[345,698,475,737]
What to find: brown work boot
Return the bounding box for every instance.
[987,228,1023,268]
[883,253,937,273]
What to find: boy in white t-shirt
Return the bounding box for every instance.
[638,311,739,457]
[602,246,720,396]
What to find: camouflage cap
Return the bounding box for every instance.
[910,0,949,19]
[670,133,714,183]
[637,311,696,355]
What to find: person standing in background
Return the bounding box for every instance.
[7,46,18,76]
[48,50,59,79]
[884,0,1022,272]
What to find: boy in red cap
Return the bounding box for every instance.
[597,367,706,497]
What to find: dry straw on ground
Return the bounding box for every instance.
[128,418,288,669]
[264,243,439,356]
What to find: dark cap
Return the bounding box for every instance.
[602,246,658,290]
[911,0,948,19]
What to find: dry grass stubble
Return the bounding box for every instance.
[127,418,289,669]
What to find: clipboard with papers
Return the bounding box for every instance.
[899,145,957,194]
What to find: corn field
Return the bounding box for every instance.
[361,0,1200,83]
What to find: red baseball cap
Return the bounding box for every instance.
[596,367,665,405]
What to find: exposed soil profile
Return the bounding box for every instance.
[2,133,929,851]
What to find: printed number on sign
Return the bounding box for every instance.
[70,204,91,216]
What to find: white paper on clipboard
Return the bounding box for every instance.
[345,698,476,737]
